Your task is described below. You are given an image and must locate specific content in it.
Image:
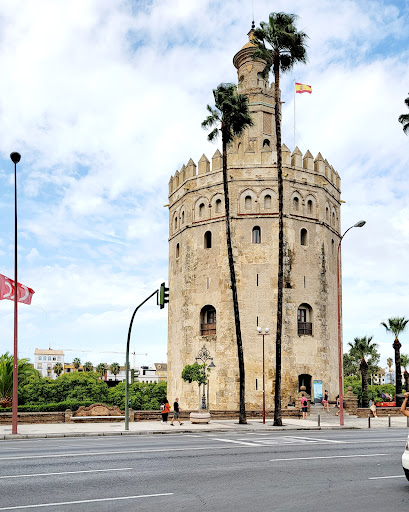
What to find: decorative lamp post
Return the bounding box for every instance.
[257,326,270,424]
[195,345,215,410]
[337,220,366,426]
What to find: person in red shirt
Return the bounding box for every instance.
[161,398,170,424]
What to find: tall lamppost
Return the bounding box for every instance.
[10,152,21,436]
[195,345,215,410]
[257,326,270,424]
[337,220,366,426]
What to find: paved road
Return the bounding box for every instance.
[1,429,408,511]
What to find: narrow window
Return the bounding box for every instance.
[304,276,306,288]
[263,139,270,147]
[256,379,258,390]
[256,273,259,286]
[245,195,252,210]
[256,316,259,326]
[199,203,205,218]
[176,243,180,258]
[252,226,261,244]
[300,228,308,246]
[174,216,178,230]
[307,200,313,214]
[215,199,222,213]
[181,211,185,224]
[326,206,329,221]
[331,239,335,255]
[332,212,336,226]
[293,197,299,211]
[206,277,209,289]
[297,304,313,335]
[204,231,212,249]
[264,194,271,209]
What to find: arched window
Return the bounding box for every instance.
[331,239,335,255]
[300,228,308,246]
[174,216,178,230]
[264,194,271,208]
[293,197,299,211]
[307,200,313,214]
[215,199,222,213]
[326,206,329,222]
[332,211,336,226]
[204,231,212,249]
[263,139,270,147]
[297,304,313,335]
[181,211,185,224]
[176,243,180,258]
[199,203,205,218]
[200,305,216,335]
[245,195,252,210]
[252,226,261,244]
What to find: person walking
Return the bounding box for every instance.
[300,395,308,419]
[322,390,330,412]
[170,398,183,426]
[400,392,409,417]
[160,398,170,424]
[335,395,340,416]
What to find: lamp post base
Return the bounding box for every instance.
[190,411,211,424]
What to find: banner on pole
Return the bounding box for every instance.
[0,273,35,305]
[295,82,312,94]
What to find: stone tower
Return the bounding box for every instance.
[166,26,341,411]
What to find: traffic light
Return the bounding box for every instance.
[159,282,169,309]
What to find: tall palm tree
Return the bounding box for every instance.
[398,94,409,134]
[110,362,120,382]
[96,362,107,379]
[401,354,409,392]
[348,336,379,408]
[53,362,64,377]
[387,357,393,371]
[83,361,93,372]
[0,352,40,407]
[381,317,409,406]
[252,13,308,426]
[202,83,253,424]
[72,357,81,372]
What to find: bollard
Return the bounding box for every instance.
[368,414,371,428]
[318,413,320,427]
[388,414,391,427]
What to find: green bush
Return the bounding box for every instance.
[344,378,396,406]
[107,381,167,410]
[0,400,96,413]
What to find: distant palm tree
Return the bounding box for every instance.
[72,358,81,372]
[96,363,107,379]
[83,361,93,372]
[401,354,409,391]
[398,94,409,134]
[0,352,40,407]
[202,83,253,424]
[381,317,409,405]
[110,362,120,381]
[348,336,379,408]
[252,12,308,426]
[387,357,393,371]
[53,362,64,377]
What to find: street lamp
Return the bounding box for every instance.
[195,345,215,410]
[337,220,366,426]
[257,326,270,424]
[10,152,21,436]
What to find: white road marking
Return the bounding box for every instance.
[270,453,388,462]
[289,436,346,444]
[212,438,262,446]
[0,468,132,480]
[369,475,406,480]
[0,493,174,510]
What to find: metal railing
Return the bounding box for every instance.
[201,323,216,336]
[298,322,312,335]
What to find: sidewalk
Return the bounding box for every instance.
[1,413,408,439]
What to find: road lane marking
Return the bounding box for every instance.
[288,436,346,443]
[0,493,174,510]
[369,475,406,480]
[212,438,262,446]
[270,453,388,462]
[0,468,132,480]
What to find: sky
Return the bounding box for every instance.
[0,0,409,370]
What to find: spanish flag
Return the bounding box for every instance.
[295,82,312,94]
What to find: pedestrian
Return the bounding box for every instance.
[335,395,340,416]
[160,398,170,424]
[400,392,409,418]
[369,399,377,418]
[170,398,183,426]
[300,395,308,419]
[322,390,330,412]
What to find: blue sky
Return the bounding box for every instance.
[0,0,409,368]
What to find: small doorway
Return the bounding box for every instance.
[298,374,312,396]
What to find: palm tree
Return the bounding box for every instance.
[387,357,393,371]
[381,317,409,406]
[398,94,409,134]
[72,357,81,371]
[83,361,93,372]
[400,354,409,392]
[53,362,64,377]
[202,83,253,424]
[96,363,107,379]
[252,13,308,426]
[348,336,379,408]
[110,362,120,381]
[0,352,40,407]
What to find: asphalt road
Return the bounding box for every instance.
[0,429,408,511]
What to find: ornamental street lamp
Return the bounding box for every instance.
[337,220,366,426]
[195,345,215,410]
[257,326,270,424]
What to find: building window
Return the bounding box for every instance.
[181,211,185,224]
[204,231,212,249]
[307,200,313,214]
[264,195,271,208]
[47,365,51,370]
[245,195,252,210]
[300,228,308,246]
[293,197,299,211]
[176,243,180,258]
[331,239,335,255]
[48,356,51,361]
[252,226,261,244]
[215,198,222,213]
[53,357,56,361]
[38,356,42,361]
[263,139,270,147]
[326,206,329,221]
[332,211,336,226]
[297,304,313,335]
[37,364,41,369]
[174,216,177,230]
[199,203,205,217]
[200,305,216,335]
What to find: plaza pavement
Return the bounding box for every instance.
[1,411,408,439]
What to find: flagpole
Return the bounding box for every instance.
[10,152,21,436]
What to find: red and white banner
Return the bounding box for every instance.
[0,273,35,305]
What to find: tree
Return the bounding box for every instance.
[110,362,120,381]
[96,363,107,378]
[398,93,409,134]
[252,12,308,426]
[202,83,253,424]
[53,362,64,377]
[72,358,81,371]
[381,317,409,406]
[343,352,359,377]
[401,354,409,392]
[387,357,393,371]
[0,352,40,407]
[83,361,93,372]
[348,336,380,408]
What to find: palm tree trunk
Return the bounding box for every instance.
[404,370,409,393]
[221,127,246,424]
[393,338,403,406]
[273,57,283,427]
[360,358,369,408]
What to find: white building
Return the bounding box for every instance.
[34,348,64,379]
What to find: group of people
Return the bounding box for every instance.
[161,397,183,426]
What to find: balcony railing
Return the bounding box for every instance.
[298,322,312,336]
[201,323,216,336]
